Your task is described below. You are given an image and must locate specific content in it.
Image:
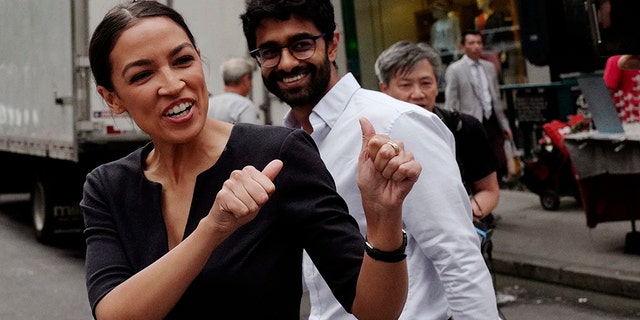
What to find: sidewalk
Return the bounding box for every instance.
[490,189,640,299]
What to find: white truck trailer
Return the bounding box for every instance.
[0,0,153,243]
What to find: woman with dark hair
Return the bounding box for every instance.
[81,1,419,319]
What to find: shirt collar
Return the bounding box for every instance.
[463,55,479,67]
[283,72,360,133]
[283,110,300,129]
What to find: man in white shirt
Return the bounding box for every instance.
[241,1,499,319]
[208,57,262,124]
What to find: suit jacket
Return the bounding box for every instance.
[444,55,510,131]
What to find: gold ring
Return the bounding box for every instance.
[386,141,400,156]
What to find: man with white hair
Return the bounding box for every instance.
[208,57,262,124]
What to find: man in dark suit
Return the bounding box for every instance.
[445,30,512,181]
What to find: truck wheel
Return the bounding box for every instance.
[32,181,55,243]
[540,190,560,211]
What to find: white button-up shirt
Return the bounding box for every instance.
[285,73,499,319]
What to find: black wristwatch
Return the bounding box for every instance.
[364,229,407,263]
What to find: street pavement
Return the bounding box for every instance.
[490,189,640,300]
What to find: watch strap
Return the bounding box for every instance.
[364,229,407,263]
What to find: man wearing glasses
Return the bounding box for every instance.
[242,1,499,319]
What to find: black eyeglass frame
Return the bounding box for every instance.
[249,33,326,68]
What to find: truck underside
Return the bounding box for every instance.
[1,139,148,243]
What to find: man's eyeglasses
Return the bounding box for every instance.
[250,33,326,68]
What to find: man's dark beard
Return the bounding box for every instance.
[262,57,331,108]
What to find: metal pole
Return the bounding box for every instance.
[260,87,273,125]
[71,0,90,161]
